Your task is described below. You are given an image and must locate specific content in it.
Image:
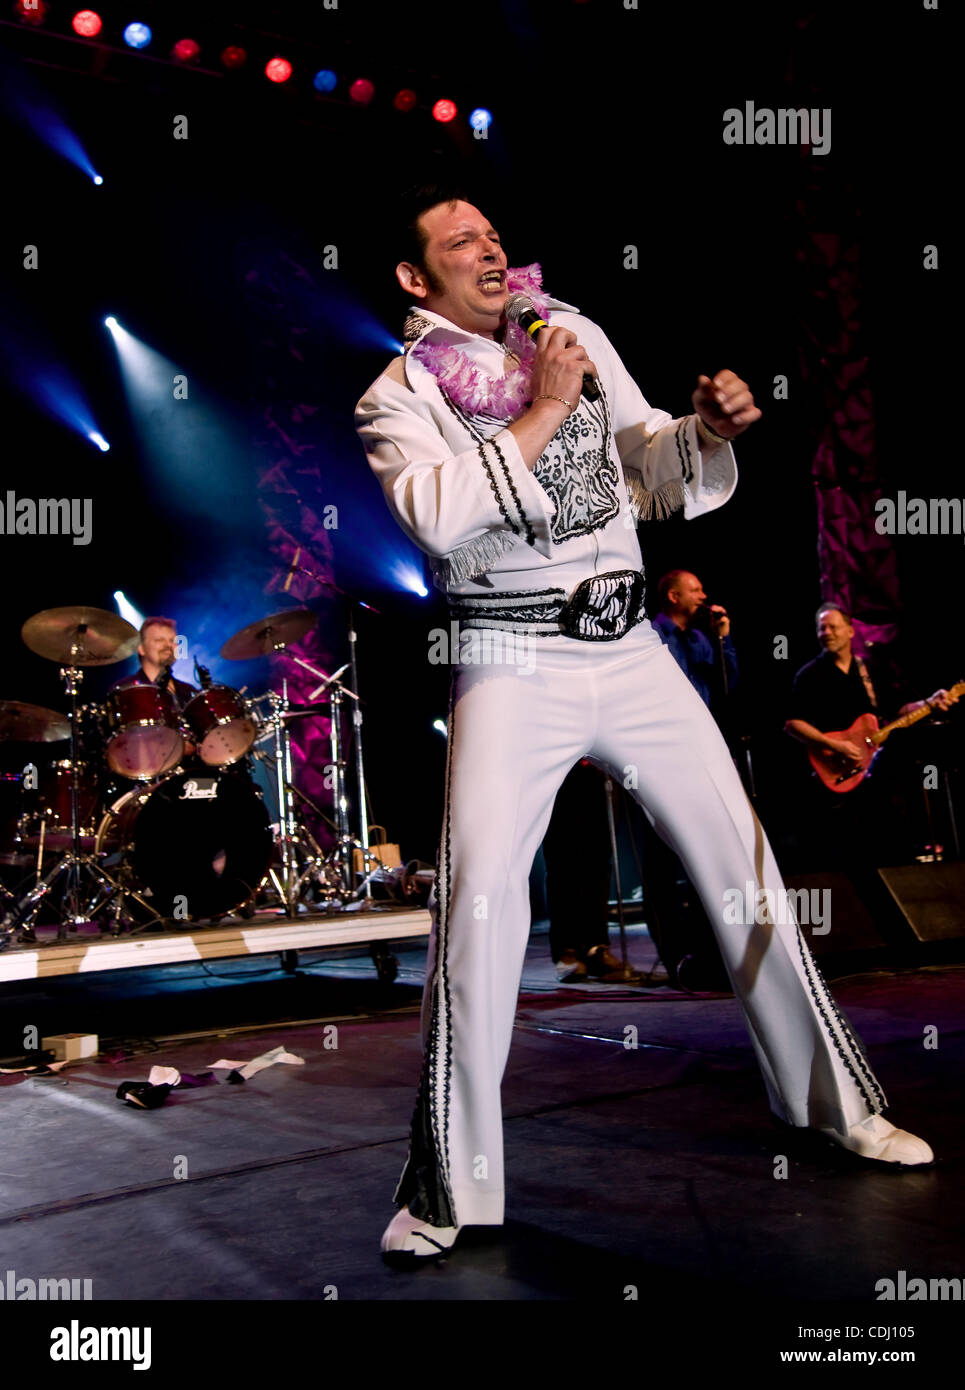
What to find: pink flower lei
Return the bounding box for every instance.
[409,263,553,421]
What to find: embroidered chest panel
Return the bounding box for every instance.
[442,377,621,550]
[533,390,620,544]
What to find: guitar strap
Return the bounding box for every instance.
[854,657,879,711]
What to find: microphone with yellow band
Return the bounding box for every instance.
[505,293,600,401]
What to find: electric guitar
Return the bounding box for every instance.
[808,680,964,794]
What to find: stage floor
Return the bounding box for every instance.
[0,925,961,1304]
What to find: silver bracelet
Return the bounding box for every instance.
[535,393,574,411]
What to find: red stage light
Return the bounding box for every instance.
[172,38,200,62]
[71,9,100,35]
[265,56,292,83]
[393,89,417,112]
[221,45,247,70]
[432,99,457,123]
[349,78,375,105]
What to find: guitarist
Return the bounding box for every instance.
[784,605,956,863]
[785,606,956,776]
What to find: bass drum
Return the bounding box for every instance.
[96,768,272,921]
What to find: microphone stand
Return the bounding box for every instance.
[702,605,757,800]
[603,777,644,984]
[717,628,729,698]
[347,602,372,899]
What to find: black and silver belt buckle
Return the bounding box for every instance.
[558,570,645,641]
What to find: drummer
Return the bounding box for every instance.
[110,617,196,706]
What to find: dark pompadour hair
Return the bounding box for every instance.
[397,181,471,269]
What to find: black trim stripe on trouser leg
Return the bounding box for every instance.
[793,929,886,1112]
[393,677,457,1226]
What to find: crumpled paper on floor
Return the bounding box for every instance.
[207,1044,305,1079]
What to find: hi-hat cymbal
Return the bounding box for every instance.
[0,700,70,742]
[220,608,317,661]
[21,606,140,666]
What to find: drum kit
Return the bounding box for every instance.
[0,602,384,949]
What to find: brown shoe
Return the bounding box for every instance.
[585,945,624,977]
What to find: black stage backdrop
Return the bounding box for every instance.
[0,0,956,864]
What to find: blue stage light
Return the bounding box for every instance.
[114,591,145,630]
[92,174,103,185]
[313,69,337,92]
[393,561,429,597]
[21,101,101,183]
[123,22,152,49]
[104,315,118,330]
[432,719,448,737]
[21,368,109,452]
[469,107,492,132]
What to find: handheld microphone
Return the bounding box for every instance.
[155,664,173,689]
[505,293,600,401]
[699,602,729,639]
[283,547,301,594]
[193,657,212,690]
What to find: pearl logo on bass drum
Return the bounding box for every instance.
[178,779,219,801]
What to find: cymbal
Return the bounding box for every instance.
[21,606,139,666]
[0,700,70,743]
[220,608,317,661]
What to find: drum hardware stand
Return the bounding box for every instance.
[347,606,372,900]
[283,562,383,901]
[290,651,384,901]
[0,664,163,949]
[262,683,332,916]
[270,682,299,916]
[258,679,355,915]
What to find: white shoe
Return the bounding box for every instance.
[380,1206,460,1257]
[823,1114,934,1166]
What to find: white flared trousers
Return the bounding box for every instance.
[396,622,885,1228]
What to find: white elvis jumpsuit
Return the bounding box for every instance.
[355,300,885,1228]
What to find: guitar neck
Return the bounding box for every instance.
[873,681,965,745]
[872,705,930,746]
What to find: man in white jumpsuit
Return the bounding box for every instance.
[355,190,933,1259]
